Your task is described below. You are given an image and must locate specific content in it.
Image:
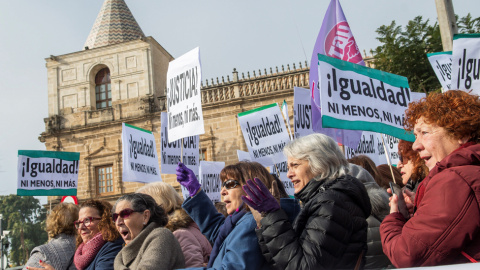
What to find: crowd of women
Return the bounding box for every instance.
[23,90,480,269]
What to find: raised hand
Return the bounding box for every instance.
[176,162,201,197]
[241,178,280,216]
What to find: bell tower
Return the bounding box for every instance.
[40,0,173,203]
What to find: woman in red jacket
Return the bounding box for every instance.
[380,90,480,267]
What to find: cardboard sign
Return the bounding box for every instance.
[293,87,314,138]
[451,34,480,95]
[318,54,415,142]
[427,51,453,91]
[238,103,291,166]
[160,112,199,175]
[17,150,80,196]
[199,161,225,202]
[122,123,161,183]
[166,47,205,142]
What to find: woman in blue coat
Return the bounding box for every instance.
[176,161,274,270]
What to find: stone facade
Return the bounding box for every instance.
[39,35,310,204]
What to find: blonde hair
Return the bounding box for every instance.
[136,182,183,213]
[46,203,79,239]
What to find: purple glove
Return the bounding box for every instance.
[241,178,280,216]
[176,162,201,197]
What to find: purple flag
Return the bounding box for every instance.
[309,0,363,148]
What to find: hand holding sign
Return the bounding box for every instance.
[176,162,201,197]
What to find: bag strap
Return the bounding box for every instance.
[354,249,365,270]
[461,251,478,263]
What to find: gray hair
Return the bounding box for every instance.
[113,193,168,227]
[283,133,349,181]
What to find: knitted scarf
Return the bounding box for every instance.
[207,208,247,267]
[74,232,107,270]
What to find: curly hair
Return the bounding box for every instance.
[404,90,480,142]
[113,193,168,227]
[46,203,78,239]
[397,140,429,182]
[76,199,120,247]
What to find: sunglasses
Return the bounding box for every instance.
[74,217,101,229]
[222,179,241,190]
[112,208,142,222]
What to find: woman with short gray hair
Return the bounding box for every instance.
[242,133,372,270]
[112,193,185,270]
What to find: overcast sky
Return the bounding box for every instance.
[0,0,477,204]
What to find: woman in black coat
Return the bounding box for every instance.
[242,133,372,270]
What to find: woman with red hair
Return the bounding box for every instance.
[397,139,429,193]
[381,90,480,267]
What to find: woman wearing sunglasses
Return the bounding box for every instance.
[29,200,123,270]
[113,193,185,270]
[176,161,276,270]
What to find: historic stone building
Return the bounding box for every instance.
[39,0,310,205]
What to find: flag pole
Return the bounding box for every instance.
[381,134,400,185]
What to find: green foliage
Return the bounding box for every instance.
[0,195,47,266]
[373,16,443,93]
[458,13,480,33]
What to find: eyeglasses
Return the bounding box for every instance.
[74,217,101,229]
[112,208,142,222]
[222,179,241,190]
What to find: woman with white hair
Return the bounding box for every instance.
[242,133,372,270]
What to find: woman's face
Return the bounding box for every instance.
[114,200,149,245]
[221,176,245,215]
[287,157,315,194]
[397,159,414,185]
[77,207,101,243]
[412,117,466,170]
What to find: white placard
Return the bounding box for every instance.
[451,34,480,95]
[17,150,79,196]
[427,51,452,92]
[293,87,314,138]
[122,123,161,183]
[237,150,252,161]
[238,103,291,166]
[199,161,225,203]
[317,54,415,142]
[271,160,294,196]
[344,132,400,166]
[166,47,205,142]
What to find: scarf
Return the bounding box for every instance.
[207,208,247,267]
[74,232,107,270]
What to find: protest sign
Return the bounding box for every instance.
[271,160,294,196]
[199,161,225,202]
[293,87,314,138]
[17,150,80,196]
[238,103,291,166]
[427,51,452,91]
[344,132,400,166]
[122,123,161,183]
[166,47,205,142]
[237,150,252,161]
[451,34,480,95]
[281,100,293,140]
[318,54,415,142]
[160,112,199,174]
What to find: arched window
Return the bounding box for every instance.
[95,68,111,109]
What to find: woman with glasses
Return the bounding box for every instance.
[136,182,212,267]
[24,203,78,270]
[112,193,185,270]
[175,161,277,269]
[30,200,123,270]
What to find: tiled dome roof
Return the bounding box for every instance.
[84,0,145,50]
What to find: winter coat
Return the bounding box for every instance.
[84,237,123,270]
[167,208,212,267]
[380,143,480,267]
[114,222,185,270]
[256,174,372,270]
[181,190,270,270]
[24,234,77,270]
[349,163,392,269]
